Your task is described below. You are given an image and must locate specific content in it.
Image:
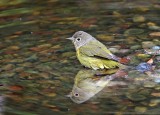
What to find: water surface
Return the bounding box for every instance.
[0,0,160,115]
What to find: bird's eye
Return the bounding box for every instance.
[76,37,81,41]
[74,93,79,97]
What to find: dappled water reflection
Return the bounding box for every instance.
[0,0,160,114]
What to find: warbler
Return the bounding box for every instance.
[67,69,116,104]
[67,31,125,70]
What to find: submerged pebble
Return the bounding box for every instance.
[136,62,152,72]
[135,106,147,113]
[124,28,144,36]
[151,92,160,97]
[7,46,20,50]
[0,72,15,77]
[126,93,147,101]
[133,15,146,23]
[25,54,38,62]
[9,59,24,63]
[37,43,52,49]
[126,36,137,44]
[130,45,141,50]
[149,26,160,30]
[62,52,75,58]
[144,49,160,55]
[108,48,119,53]
[143,81,156,88]
[142,41,155,49]
[97,35,115,42]
[154,78,160,83]
[152,46,160,50]
[2,64,15,71]
[119,49,130,54]
[149,99,160,107]
[155,56,160,61]
[150,32,160,37]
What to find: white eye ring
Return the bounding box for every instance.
[76,37,81,41]
[74,93,79,97]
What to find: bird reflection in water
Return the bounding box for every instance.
[67,68,124,104]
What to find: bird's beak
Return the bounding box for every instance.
[66,37,73,41]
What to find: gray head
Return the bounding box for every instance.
[66,31,95,49]
[68,86,95,104]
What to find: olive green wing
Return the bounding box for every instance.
[79,40,120,61]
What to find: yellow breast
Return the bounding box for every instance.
[76,49,119,70]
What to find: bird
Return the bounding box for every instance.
[66,31,126,70]
[67,69,116,104]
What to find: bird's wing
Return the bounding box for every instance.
[79,40,120,61]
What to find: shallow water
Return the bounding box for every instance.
[0,0,160,115]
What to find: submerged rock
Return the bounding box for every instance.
[108,47,119,53]
[119,49,130,54]
[97,34,115,42]
[126,93,147,101]
[144,49,160,55]
[7,46,20,50]
[150,32,160,37]
[151,92,160,97]
[135,106,147,113]
[152,46,160,50]
[136,62,152,72]
[2,64,15,71]
[130,45,141,50]
[124,28,144,36]
[154,78,160,83]
[143,81,156,88]
[142,41,155,49]
[149,99,160,107]
[133,15,146,23]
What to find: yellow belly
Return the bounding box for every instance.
[76,50,119,70]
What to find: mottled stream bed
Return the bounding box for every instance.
[0,0,160,115]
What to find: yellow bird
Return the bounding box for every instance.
[67,69,116,104]
[67,31,126,70]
